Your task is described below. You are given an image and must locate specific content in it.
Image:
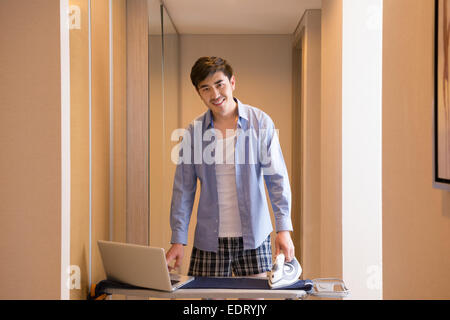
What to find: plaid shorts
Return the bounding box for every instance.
[188,235,272,277]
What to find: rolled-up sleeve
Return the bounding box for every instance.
[261,120,293,232]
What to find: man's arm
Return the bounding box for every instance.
[169,159,197,245]
[261,119,295,261]
[166,128,197,269]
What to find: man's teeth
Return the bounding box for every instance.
[213,98,224,105]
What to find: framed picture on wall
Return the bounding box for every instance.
[434,0,450,190]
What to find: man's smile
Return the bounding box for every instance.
[211,97,226,107]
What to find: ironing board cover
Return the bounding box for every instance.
[91,277,314,299]
[183,277,313,292]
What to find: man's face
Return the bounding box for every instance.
[197,71,236,117]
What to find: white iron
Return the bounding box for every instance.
[268,253,302,289]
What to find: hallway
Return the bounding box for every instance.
[0,0,449,300]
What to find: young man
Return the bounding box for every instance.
[166,56,294,278]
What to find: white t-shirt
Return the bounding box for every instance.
[215,132,242,237]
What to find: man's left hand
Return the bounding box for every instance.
[275,231,295,262]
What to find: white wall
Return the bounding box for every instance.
[342,0,383,300]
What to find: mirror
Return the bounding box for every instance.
[149,3,180,250]
[66,0,180,298]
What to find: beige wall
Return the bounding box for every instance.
[320,0,343,279]
[0,0,62,299]
[171,34,293,273]
[293,10,322,280]
[383,0,450,299]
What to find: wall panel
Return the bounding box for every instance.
[320,0,343,279]
[293,10,322,280]
[91,0,111,288]
[112,0,127,245]
[126,0,149,246]
[69,0,90,300]
[0,0,62,299]
[69,0,126,299]
[382,0,450,299]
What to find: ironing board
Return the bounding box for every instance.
[92,277,349,300]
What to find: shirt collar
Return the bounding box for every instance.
[205,97,249,129]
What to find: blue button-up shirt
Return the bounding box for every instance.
[170,98,292,252]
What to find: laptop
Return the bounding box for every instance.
[97,240,194,292]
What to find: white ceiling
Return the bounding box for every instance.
[158,0,322,35]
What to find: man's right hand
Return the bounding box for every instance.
[165,243,184,272]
